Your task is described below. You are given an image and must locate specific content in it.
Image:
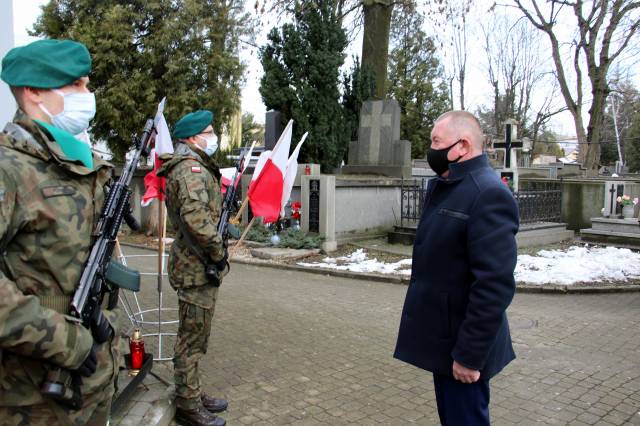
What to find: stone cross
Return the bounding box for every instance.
[359,101,393,164]
[343,99,411,178]
[351,100,402,164]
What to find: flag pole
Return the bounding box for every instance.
[231,216,256,254]
[231,196,249,224]
[156,199,167,358]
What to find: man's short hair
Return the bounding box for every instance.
[435,111,484,147]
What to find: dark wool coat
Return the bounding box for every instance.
[394,154,519,380]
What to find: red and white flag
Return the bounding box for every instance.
[247,120,293,223]
[220,141,256,194]
[281,132,308,217]
[247,150,271,194]
[141,107,173,207]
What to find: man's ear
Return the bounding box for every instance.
[460,138,472,156]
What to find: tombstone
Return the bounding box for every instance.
[264,110,284,150]
[489,119,531,191]
[603,181,625,217]
[342,99,411,178]
[601,180,640,218]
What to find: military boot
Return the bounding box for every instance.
[201,394,229,413]
[175,403,226,426]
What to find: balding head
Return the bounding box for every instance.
[433,111,484,151]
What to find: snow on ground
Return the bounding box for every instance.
[297,246,640,285]
[297,248,412,276]
[515,245,640,285]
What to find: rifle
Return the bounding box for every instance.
[217,149,246,243]
[40,105,162,408]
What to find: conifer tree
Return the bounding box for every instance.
[33,0,253,161]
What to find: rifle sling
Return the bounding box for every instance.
[39,295,72,314]
[170,204,213,268]
[38,294,112,315]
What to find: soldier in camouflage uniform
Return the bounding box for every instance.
[156,110,229,426]
[0,40,122,425]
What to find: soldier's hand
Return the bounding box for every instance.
[76,343,98,377]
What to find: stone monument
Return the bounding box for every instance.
[342,99,411,178]
[264,109,284,150]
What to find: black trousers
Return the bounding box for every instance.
[433,374,491,425]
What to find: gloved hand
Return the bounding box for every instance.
[76,343,98,377]
[214,250,228,271]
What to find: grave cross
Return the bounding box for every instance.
[608,184,617,216]
[493,122,522,168]
[359,101,393,162]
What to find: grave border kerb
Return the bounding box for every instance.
[119,242,640,294]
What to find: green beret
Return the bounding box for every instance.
[173,110,214,139]
[1,39,91,89]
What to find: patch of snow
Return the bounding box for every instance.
[516,245,640,285]
[298,249,412,276]
[298,246,640,284]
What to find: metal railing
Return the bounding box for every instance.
[400,180,562,226]
[400,178,428,227]
[513,190,562,224]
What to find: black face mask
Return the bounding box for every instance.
[427,139,463,175]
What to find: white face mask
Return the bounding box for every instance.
[198,134,219,157]
[39,90,96,136]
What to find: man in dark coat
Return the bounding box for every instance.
[394,111,519,425]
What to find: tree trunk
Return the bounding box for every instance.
[361,0,393,99]
[581,79,609,169]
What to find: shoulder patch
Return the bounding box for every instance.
[191,166,201,173]
[0,188,5,202]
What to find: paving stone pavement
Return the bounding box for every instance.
[120,246,640,425]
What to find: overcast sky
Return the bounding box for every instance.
[12,0,638,141]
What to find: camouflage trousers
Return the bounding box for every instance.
[0,385,113,426]
[173,298,216,410]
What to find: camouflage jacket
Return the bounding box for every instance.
[0,111,121,408]
[158,143,225,308]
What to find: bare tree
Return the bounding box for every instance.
[481,12,566,149]
[426,0,473,110]
[511,0,640,170]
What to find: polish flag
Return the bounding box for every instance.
[220,141,256,194]
[280,132,308,217]
[247,120,293,223]
[141,109,173,207]
[220,167,236,192]
[247,150,271,194]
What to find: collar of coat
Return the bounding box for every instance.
[1,109,111,176]
[440,153,490,183]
